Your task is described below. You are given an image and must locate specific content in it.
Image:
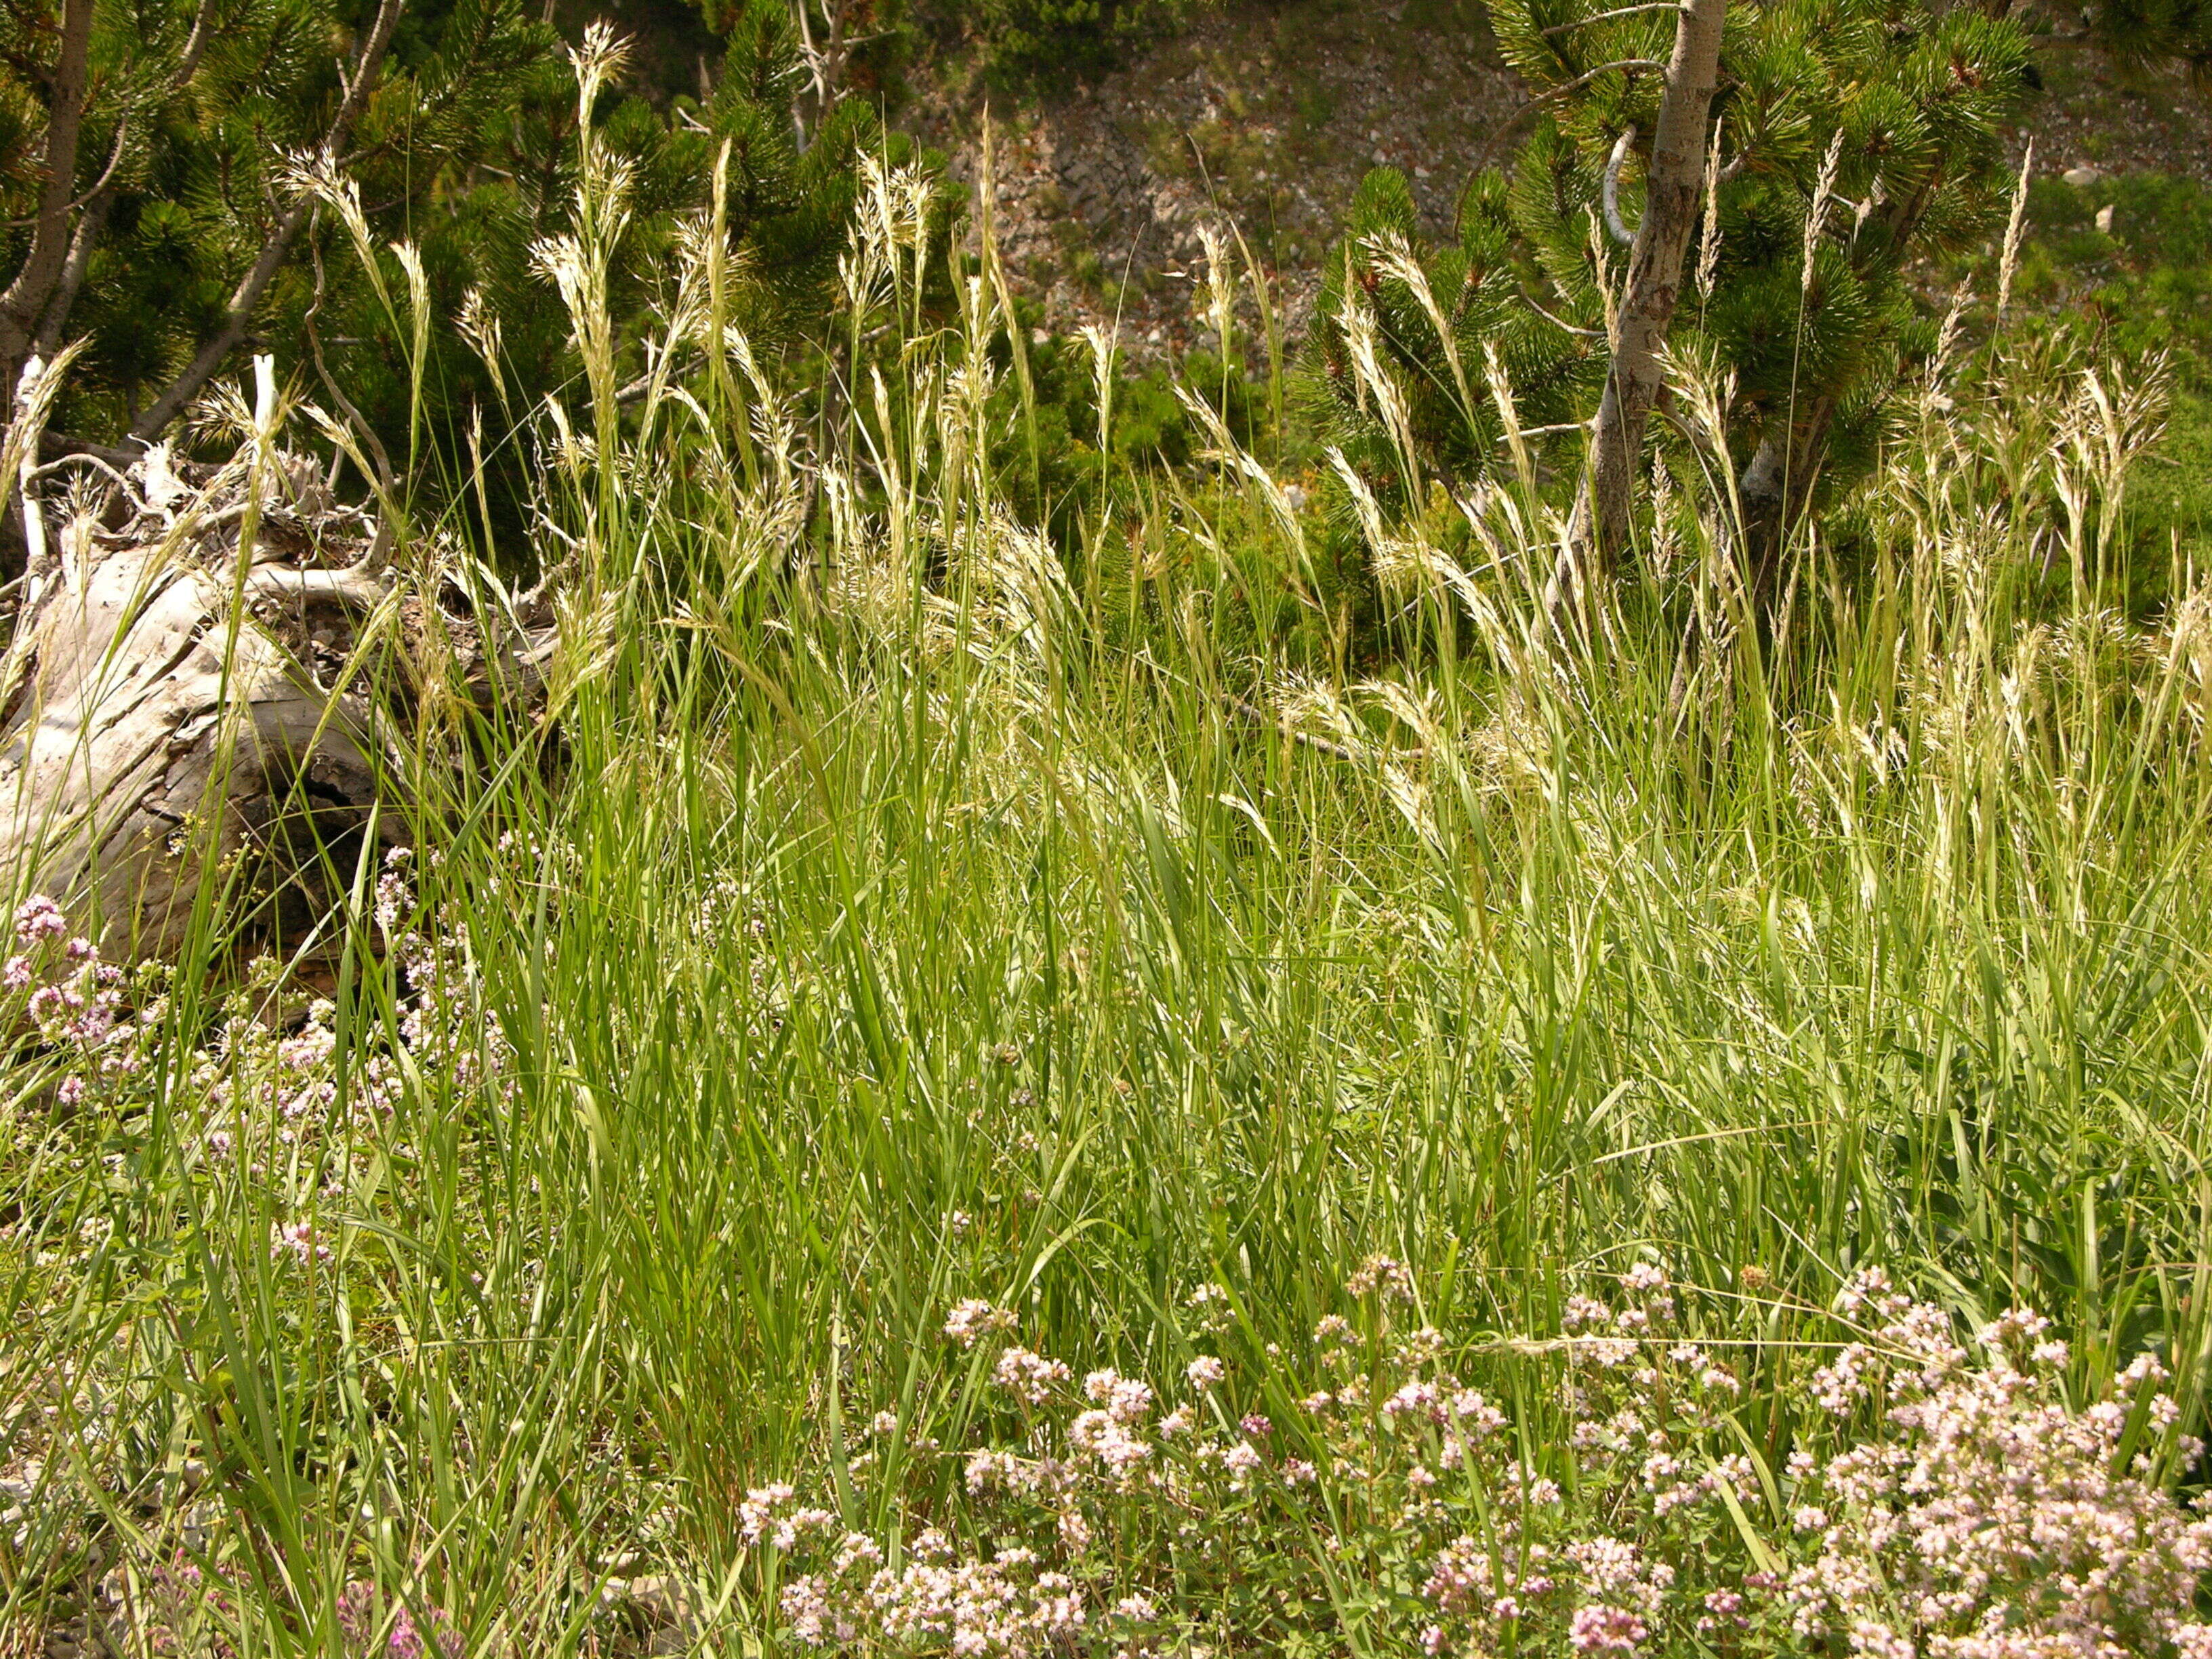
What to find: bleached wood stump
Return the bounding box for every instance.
[0,447,550,970]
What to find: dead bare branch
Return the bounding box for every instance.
[1603,125,1641,245]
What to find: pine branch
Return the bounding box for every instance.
[1475,59,1666,167]
[1542,3,1682,33]
[129,0,408,441]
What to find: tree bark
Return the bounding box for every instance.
[31,0,218,359]
[793,1,876,152]
[0,0,98,387]
[0,465,396,966]
[1735,394,1834,600]
[1580,0,1728,564]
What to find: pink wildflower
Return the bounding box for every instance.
[1567,1603,1647,1655]
[1385,1380,1443,1422]
[1221,1440,1263,1484]
[270,1221,329,1263]
[1347,1254,1414,1301]
[739,1482,796,1547]
[943,1298,1016,1348]
[994,1347,1071,1404]
[14,896,65,943]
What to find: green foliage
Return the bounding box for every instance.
[2065,0,2212,86]
[916,0,1202,87]
[1978,169,2212,590]
[7,0,556,436]
[10,142,2212,1651]
[1308,0,2039,573]
[1305,160,1605,514]
[0,0,969,571]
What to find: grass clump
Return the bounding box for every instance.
[1988,168,2212,582]
[7,117,2212,1658]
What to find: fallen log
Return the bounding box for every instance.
[0,426,553,974]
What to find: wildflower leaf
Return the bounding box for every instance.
[1713,1474,1783,1580]
[1717,1411,1785,1521]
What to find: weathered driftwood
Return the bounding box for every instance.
[0,442,553,969]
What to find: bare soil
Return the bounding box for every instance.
[905,2,2212,363]
[909,0,1519,361]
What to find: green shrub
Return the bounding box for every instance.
[1970,169,2212,600]
[920,0,1204,86]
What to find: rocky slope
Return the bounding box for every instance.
[909,0,1518,361]
[903,0,2212,364]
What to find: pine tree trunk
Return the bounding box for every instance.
[1581,0,1729,564]
[0,0,96,394]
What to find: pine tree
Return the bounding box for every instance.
[0,0,954,573]
[2057,0,2212,86]
[0,0,551,447]
[1311,0,2041,588]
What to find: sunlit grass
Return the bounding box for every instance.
[5,61,2212,1649]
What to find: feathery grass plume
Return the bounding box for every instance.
[1338,276,1423,501]
[1081,321,1117,470]
[630,231,712,443]
[1653,335,1742,575]
[1173,382,1318,610]
[838,237,893,321]
[455,287,509,418]
[1931,291,1970,390]
[1268,670,1368,755]
[186,370,270,452]
[531,240,606,405]
[1326,442,1424,596]
[2165,583,2212,742]
[2060,356,2169,584]
[701,138,759,493]
[569,22,632,203]
[1696,117,1724,307]
[1228,220,1286,447]
[1802,129,1845,293]
[288,154,393,320]
[539,396,585,478]
[546,24,636,465]
[1198,222,1236,370]
[1645,439,1682,581]
[1482,340,1536,499]
[1588,213,1620,348]
[1997,139,2035,322]
[1369,230,1475,427]
[391,242,432,468]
